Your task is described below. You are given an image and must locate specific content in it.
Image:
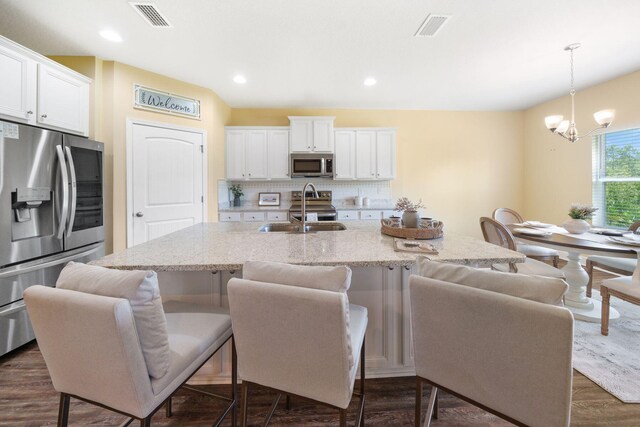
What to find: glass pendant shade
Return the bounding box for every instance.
[555,120,570,134]
[593,109,615,127]
[545,115,564,131]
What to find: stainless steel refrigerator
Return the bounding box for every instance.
[0,121,105,356]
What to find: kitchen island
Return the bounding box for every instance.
[93,221,524,381]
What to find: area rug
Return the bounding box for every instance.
[572,290,640,403]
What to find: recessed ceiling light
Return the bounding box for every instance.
[233,75,247,84]
[99,29,123,43]
[364,77,377,87]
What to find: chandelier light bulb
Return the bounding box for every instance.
[593,109,615,127]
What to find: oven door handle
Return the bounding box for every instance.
[64,146,77,237]
[55,145,69,239]
[0,301,26,317]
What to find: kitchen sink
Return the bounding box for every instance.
[258,222,347,233]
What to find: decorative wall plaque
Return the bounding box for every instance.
[134,85,201,119]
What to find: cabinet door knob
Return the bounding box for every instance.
[41,114,47,119]
[135,212,144,217]
[248,173,251,176]
[26,110,33,115]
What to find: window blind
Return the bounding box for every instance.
[592,128,640,228]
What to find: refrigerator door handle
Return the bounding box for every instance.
[0,244,103,279]
[0,301,26,317]
[64,146,77,237]
[55,145,69,240]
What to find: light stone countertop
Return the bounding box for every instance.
[92,221,525,272]
[218,202,396,212]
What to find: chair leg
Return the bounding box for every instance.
[232,338,238,427]
[57,393,70,427]
[553,255,559,269]
[415,377,422,427]
[165,396,172,418]
[339,408,347,427]
[424,387,438,427]
[285,395,291,411]
[601,286,610,336]
[358,338,365,427]
[586,259,593,298]
[241,382,249,427]
[140,417,151,427]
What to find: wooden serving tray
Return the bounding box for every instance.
[381,219,444,240]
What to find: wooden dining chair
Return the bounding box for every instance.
[586,220,640,297]
[479,217,565,279]
[601,276,640,335]
[492,208,560,268]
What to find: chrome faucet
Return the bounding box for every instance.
[292,182,319,233]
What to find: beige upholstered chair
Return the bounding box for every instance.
[480,217,566,279]
[227,261,367,427]
[586,220,640,297]
[23,262,236,427]
[601,275,640,335]
[493,207,560,267]
[411,258,573,427]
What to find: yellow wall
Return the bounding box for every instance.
[52,57,231,253]
[522,70,640,224]
[231,108,524,237]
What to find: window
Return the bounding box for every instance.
[592,128,640,228]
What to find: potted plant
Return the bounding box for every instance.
[394,197,425,228]
[563,204,598,234]
[230,184,244,207]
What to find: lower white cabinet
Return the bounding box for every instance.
[243,212,266,222]
[360,211,382,220]
[219,212,242,222]
[337,210,359,221]
[267,211,288,221]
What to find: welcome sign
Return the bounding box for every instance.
[134,85,201,119]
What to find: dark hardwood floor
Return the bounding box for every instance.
[1,266,638,426]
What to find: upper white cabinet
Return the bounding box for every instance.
[289,116,335,153]
[37,64,89,136]
[0,43,36,124]
[225,127,290,181]
[0,36,91,136]
[268,130,290,179]
[334,130,356,180]
[335,128,396,181]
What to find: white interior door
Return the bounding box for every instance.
[130,122,204,246]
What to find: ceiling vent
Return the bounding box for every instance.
[415,14,450,37]
[129,2,172,28]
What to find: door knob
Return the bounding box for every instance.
[41,114,47,119]
[135,212,144,217]
[26,110,33,115]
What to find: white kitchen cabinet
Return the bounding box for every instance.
[334,130,356,180]
[0,43,36,124]
[289,116,335,153]
[219,212,242,222]
[375,131,396,179]
[244,131,268,179]
[37,63,89,136]
[360,211,382,220]
[268,130,290,179]
[338,210,359,221]
[0,36,90,135]
[382,210,398,219]
[355,131,376,179]
[243,212,266,222]
[267,211,288,221]
[226,127,290,181]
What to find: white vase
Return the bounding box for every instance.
[562,218,590,234]
[402,211,420,228]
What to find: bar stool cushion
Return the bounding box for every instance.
[56,262,170,379]
[243,260,352,292]
[588,256,637,273]
[418,257,567,305]
[492,258,566,281]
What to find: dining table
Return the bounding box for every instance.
[508,223,639,323]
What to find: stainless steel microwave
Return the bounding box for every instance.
[290,153,334,178]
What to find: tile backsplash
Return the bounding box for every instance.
[218,179,393,207]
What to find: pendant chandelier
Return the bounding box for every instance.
[544,43,615,142]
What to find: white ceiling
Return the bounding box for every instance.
[1,0,639,111]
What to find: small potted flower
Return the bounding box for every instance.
[230,184,244,207]
[394,197,425,228]
[563,204,598,234]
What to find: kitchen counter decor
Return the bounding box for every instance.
[380,218,444,240]
[394,197,424,228]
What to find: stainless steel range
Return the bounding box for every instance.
[289,190,337,222]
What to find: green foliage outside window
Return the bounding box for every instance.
[603,139,640,228]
